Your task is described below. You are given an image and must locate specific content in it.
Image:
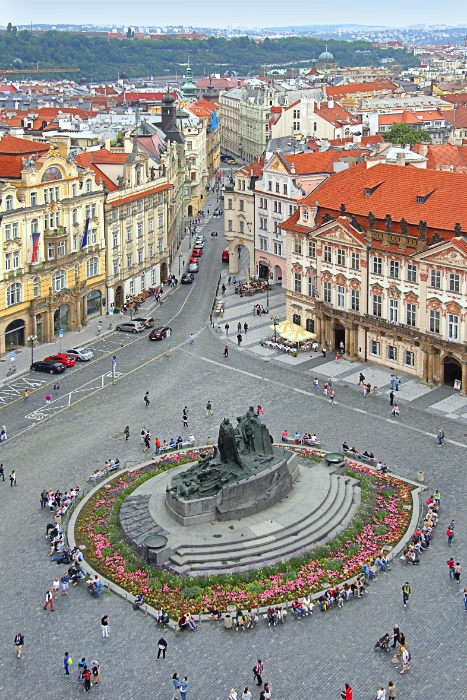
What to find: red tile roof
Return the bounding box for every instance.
[440,94,467,106]
[412,143,467,171]
[329,134,384,147]
[0,135,49,155]
[444,104,467,128]
[282,150,364,174]
[379,110,445,126]
[314,102,362,126]
[186,99,219,117]
[194,77,243,89]
[110,182,173,206]
[326,81,398,100]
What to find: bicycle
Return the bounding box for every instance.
[6,366,16,377]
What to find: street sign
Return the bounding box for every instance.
[59,329,64,337]
[10,351,15,361]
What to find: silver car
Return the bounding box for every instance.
[65,347,94,362]
[116,321,146,334]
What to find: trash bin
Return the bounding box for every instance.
[165,349,171,358]
[108,323,113,330]
[224,614,232,629]
[206,436,213,445]
[417,471,424,482]
[373,386,378,395]
[217,326,222,333]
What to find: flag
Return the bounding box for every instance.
[81,218,90,249]
[30,232,41,263]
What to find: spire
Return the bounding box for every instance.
[181,57,196,99]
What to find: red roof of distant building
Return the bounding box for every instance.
[0,135,49,178]
[326,81,398,101]
[194,77,243,89]
[329,134,384,147]
[186,99,219,117]
[314,102,362,126]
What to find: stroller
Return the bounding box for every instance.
[374,632,391,652]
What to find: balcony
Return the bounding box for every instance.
[44,226,67,238]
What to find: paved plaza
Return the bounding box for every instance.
[1,197,466,699]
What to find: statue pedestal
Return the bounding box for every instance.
[165,450,298,526]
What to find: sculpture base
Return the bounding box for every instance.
[165,450,298,526]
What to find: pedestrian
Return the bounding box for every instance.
[341,683,353,700]
[228,276,232,285]
[183,406,188,428]
[206,400,213,416]
[230,690,238,700]
[323,381,328,396]
[390,375,395,390]
[44,393,52,405]
[83,666,91,692]
[14,632,24,658]
[400,648,410,674]
[157,636,167,659]
[336,352,341,362]
[447,557,455,579]
[392,404,400,418]
[173,673,181,699]
[61,571,70,595]
[23,389,29,402]
[225,323,230,336]
[358,372,365,385]
[78,657,87,683]
[462,588,467,611]
[63,651,72,676]
[391,624,400,648]
[237,321,242,333]
[224,345,229,358]
[155,437,161,454]
[144,391,150,407]
[376,687,386,700]
[9,469,16,487]
[222,284,226,295]
[189,333,194,345]
[340,340,345,353]
[257,405,263,421]
[53,383,60,395]
[329,390,335,404]
[243,322,248,334]
[321,347,327,358]
[389,390,394,406]
[144,432,151,452]
[253,659,264,686]
[180,676,188,700]
[395,376,400,391]
[402,582,411,607]
[387,681,395,700]
[437,428,445,446]
[434,489,441,506]
[363,384,368,398]
[0,425,7,442]
[313,377,319,391]
[455,562,461,583]
[241,688,252,700]
[0,463,4,481]
[237,333,243,346]
[91,660,100,685]
[446,525,454,546]
[97,322,102,335]
[44,588,54,611]
[52,577,60,599]
[124,425,130,441]
[101,614,109,638]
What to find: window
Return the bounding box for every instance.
[137,200,143,213]
[90,229,97,245]
[373,294,382,317]
[294,238,302,255]
[138,249,143,264]
[126,205,132,217]
[148,244,154,258]
[113,261,119,276]
[351,289,360,311]
[406,303,416,326]
[259,217,266,230]
[12,250,19,268]
[112,208,119,221]
[449,273,460,293]
[129,280,135,295]
[158,238,163,253]
[113,234,118,248]
[274,241,282,256]
[5,195,13,211]
[308,241,316,258]
[429,309,440,333]
[448,314,459,340]
[5,224,11,241]
[13,223,19,239]
[6,282,21,306]
[137,222,143,238]
[47,242,55,260]
[52,270,66,292]
[292,314,301,326]
[307,276,313,297]
[430,270,441,288]
[324,245,332,263]
[389,298,399,324]
[72,184,77,197]
[268,181,272,192]
[407,264,417,283]
[239,221,244,234]
[373,256,382,275]
[283,184,288,195]
[259,237,267,251]
[158,214,164,229]
[323,281,331,303]
[227,220,233,232]
[273,201,282,213]
[404,350,414,367]
[151,269,156,285]
[33,277,40,298]
[370,340,380,356]
[72,234,77,251]
[275,182,280,193]
[85,205,91,220]
[387,345,397,362]
[337,249,346,266]
[337,285,345,309]
[127,254,133,269]
[289,204,296,216]
[158,193,163,205]
[141,273,145,290]
[239,200,244,211]
[85,179,92,193]
[306,318,315,333]
[148,218,154,232]
[31,192,37,206]
[351,252,360,270]
[294,272,302,294]
[148,197,153,209]
[57,241,66,258]
[259,197,267,209]
[126,228,132,242]
[44,190,48,204]
[186,141,192,150]
[228,199,233,210]
[5,253,11,270]
[87,259,99,282]
[73,209,78,225]
[389,260,399,279]
[91,203,97,218]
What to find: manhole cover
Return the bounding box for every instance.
[213,534,222,538]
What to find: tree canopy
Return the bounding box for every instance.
[383,123,432,147]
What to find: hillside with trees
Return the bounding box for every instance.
[0,31,416,81]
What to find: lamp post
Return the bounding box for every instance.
[27,334,37,366]
[271,315,280,343]
[178,253,182,277]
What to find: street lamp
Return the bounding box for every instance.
[178,253,182,277]
[271,316,280,343]
[27,334,37,366]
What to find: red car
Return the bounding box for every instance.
[44,353,77,368]
[192,247,203,257]
[222,247,230,262]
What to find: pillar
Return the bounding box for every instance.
[421,348,430,384]
[427,351,434,385]
[461,360,467,397]
[43,307,55,343]
[315,315,322,344]
[81,295,88,327]
[229,245,239,275]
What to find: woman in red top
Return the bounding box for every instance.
[83,666,91,692]
[341,683,352,700]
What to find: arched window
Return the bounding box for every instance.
[136,166,142,186]
[87,257,99,278]
[31,219,39,233]
[52,270,66,293]
[344,128,350,138]
[33,277,40,298]
[5,195,13,211]
[6,282,22,306]
[74,263,79,279]
[86,179,92,193]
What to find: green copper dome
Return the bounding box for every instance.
[181,58,196,99]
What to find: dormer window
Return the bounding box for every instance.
[302,210,309,222]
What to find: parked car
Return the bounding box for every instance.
[181,273,195,284]
[44,353,77,368]
[188,261,200,273]
[195,235,206,243]
[31,360,66,374]
[65,347,94,362]
[115,321,146,334]
[222,247,230,262]
[227,159,237,164]
[149,326,172,341]
[133,317,155,328]
[191,247,203,257]
[193,239,205,248]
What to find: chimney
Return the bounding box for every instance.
[327,99,335,109]
[419,144,428,157]
[396,152,406,167]
[290,163,296,174]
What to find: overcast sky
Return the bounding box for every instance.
[3,0,467,30]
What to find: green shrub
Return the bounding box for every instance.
[182,586,202,599]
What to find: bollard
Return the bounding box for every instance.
[108,323,112,330]
[373,386,378,395]
[165,349,171,358]
[206,436,213,445]
[417,471,424,482]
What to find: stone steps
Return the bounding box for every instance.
[119,494,168,547]
[167,471,359,575]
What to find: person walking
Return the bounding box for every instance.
[221,284,226,296]
[97,322,102,336]
[0,425,7,443]
[313,377,319,391]
[53,383,60,395]
[392,403,400,418]
[224,345,229,358]
[83,666,91,692]
[241,688,252,700]
[329,390,335,405]
[237,333,243,346]
[237,322,242,333]
[14,633,24,658]
[321,347,327,358]
[180,676,188,700]
[44,588,54,611]
[9,469,16,487]
[395,376,400,391]
[157,636,167,659]
[461,588,467,611]
[391,624,400,649]
[400,648,410,674]
[172,673,181,699]
[63,651,72,676]
[376,686,386,700]
[341,683,353,700]
[124,425,130,441]
[387,681,395,699]
[0,463,4,481]
[390,375,395,390]
[446,525,454,546]
[437,428,445,446]
[61,571,70,595]
[389,390,394,406]
[183,406,188,428]
[402,582,411,607]
[44,393,52,405]
[144,391,150,407]
[243,322,248,335]
[91,660,100,686]
[52,577,60,600]
[144,432,151,452]
[253,659,264,686]
[224,323,230,336]
[358,372,365,386]
[189,334,194,345]
[206,400,213,416]
[23,389,29,402]
[78,657,87,683]
[447,557,455,579]
[454,562,461,583]
[101,614,109,638]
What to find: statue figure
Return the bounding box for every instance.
[418,220,427,239]
[368,211,375,229]
[340,203,346,216]
[385,214,392,232]
[400,218,408,236]
[454,222,462,236]
[22,153,38,172]
[217,418,242,467]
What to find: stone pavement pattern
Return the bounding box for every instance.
[0,199,466,699]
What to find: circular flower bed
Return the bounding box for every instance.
[75,449,413,618]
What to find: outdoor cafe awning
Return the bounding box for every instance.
[268,320,317,342]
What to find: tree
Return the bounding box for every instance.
[6,22,12,33]
[383,123,431,147]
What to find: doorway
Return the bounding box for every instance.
[5,319,25,349]
[443,356,462,386]
[334,324,345,351]
[54,305,69,334]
